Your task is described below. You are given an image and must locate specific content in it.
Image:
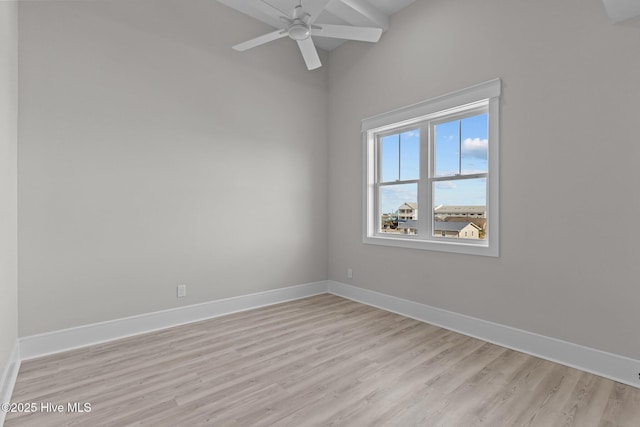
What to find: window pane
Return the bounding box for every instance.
[380,183,418,235]
[380,134,399,182]
[433,178,486,240]
[461,114,488,174]
[434,120,460,177]
[400,129,419,181]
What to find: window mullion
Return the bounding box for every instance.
[417,121,430,238]
[458,119,462,175]
[373,182,380,235]
[397,133,401,181]
[374,135,382,234]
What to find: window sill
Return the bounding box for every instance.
[363,234,498,257]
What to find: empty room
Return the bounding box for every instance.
[1,0,639,425]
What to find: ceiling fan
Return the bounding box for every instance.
[232,0,383,70]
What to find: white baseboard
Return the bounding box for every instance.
[328,281,640,389]
[17,279,640,390]
[20,281,328,360]
[0,341,21,426]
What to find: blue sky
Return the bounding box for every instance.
[380,113,488,214]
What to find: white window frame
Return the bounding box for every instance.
[362,79,500,257]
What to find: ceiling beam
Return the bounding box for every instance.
[325,0,389,31]
[602,0,640,22]
[217,0,282,28]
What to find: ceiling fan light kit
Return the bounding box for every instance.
[288,23,310,40]
[232,0,383,70]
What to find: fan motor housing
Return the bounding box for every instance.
[288,23,310,40]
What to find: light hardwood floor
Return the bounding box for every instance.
[5,294,640,426]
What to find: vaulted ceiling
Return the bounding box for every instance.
[217,0,415,51]
[218,0,639,55]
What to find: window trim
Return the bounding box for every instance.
[362,79,500,257]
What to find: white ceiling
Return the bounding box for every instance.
[217,0,415,51]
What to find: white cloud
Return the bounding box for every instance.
[461,168,487,175]
[380,185,418,213]
[461,138,488,159]
[435,182,457,190]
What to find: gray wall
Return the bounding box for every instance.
[15,0,640,363]
[0,1,19,379]
[18,0,328,336]
[327,0,640,359]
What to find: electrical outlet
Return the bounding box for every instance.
[347,268,353,279]
[177,284,187,298]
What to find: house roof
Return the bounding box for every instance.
[396,220,417,229]
[446,217,487,230]
[399,202,417,210]
[434,205,485,214]
[434,221,481,232]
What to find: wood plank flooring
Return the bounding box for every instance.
[4,294,640,426]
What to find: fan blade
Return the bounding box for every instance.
[233,30,288,52]
[303,0,330,24]
[296,38,321,70]
[310,24,382,42]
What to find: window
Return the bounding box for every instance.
[363,79,500,256]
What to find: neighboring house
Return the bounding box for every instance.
[434,221,481,239]
[396,219,418,235]
[398,202,418,221]
[397,220,481,239]
[433,205,486,220]
[446,216,487,232]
